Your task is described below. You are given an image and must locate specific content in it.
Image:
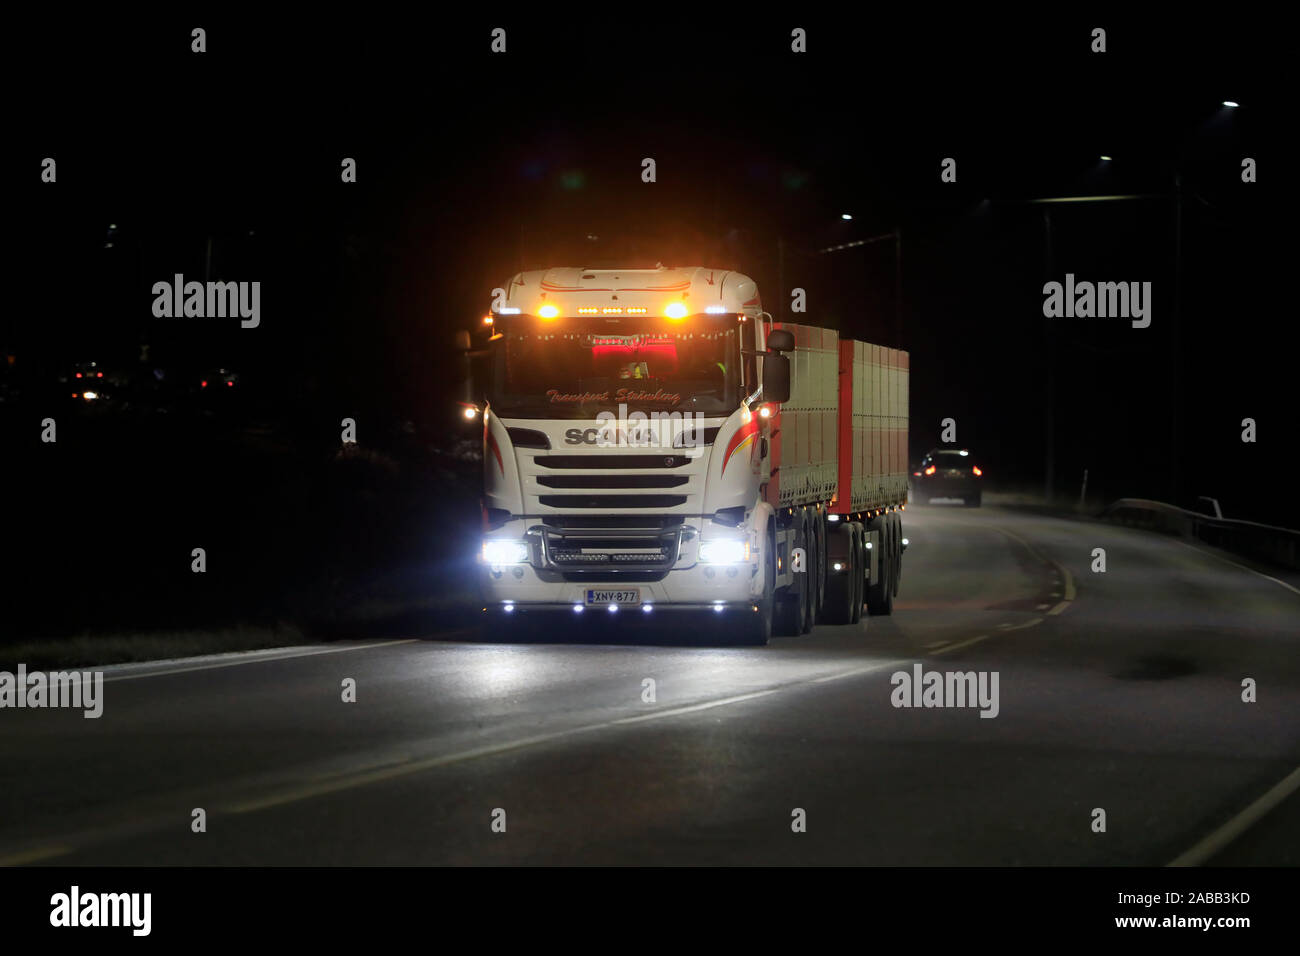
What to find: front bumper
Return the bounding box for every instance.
[480,560,760,608]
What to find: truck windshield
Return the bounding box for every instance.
[487,314,744,419]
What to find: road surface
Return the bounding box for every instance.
[3,504,1297,865]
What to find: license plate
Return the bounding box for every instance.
[586,588,640,605]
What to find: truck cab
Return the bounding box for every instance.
[460,265,907,644]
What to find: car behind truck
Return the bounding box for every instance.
[461,266,908,644]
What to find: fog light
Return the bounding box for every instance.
[482,539,529,565]
[699,539,749,564]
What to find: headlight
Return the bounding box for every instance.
[482,539,529,565]
[698,538,750,564]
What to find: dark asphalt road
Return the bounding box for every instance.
[3,503,1297,865]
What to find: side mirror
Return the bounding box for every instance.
[766,328,794,352]
[762,352,790,404]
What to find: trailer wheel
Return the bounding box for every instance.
[811,511,826,626]
[800,513,816,634]
[848,523,864,624]
[819,521,855,625]
[891,512,903,598]
[866,515,894,616]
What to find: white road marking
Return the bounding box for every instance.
[930,635,989,655]
[1168,764,1300,867]
[1173,539,1300,599]
[220,658,911,814]
[101,639,420,683]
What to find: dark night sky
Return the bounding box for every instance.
[9,11,1288,522]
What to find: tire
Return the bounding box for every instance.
[848,523,864,624]
[965,492,982,508]
[819,521,855,625]
[891,512,903,598]
[800,513,816,634]
[866,515,894,616]
[774,517,808,637]
[811,512,826,624]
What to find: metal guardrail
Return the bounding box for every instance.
[1101,498,1300,571]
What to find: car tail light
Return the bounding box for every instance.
[97,372,103,378]
[924,465,936,476]
[226,380,233,387]
[912,471,921,477]
[973,466,983,477]
[75,373,82,378]
[201,380,208,387]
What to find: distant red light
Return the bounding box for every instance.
[972,466,983,477]
[226,380,233,387]
[201,380,208,387]
[75,373,82,378]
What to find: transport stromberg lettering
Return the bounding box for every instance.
[546,388,681,405]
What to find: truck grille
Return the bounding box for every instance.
[537,474,688,489]
[534,455,693,469]
[538,494,688,509]
[538,516,689,573]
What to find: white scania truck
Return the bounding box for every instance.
[460,266,908,644]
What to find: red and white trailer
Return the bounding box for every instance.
[765,323,910,627]
[470,266,908,643]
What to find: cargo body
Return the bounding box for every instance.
[470,266,908,643]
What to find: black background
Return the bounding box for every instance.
[4,10,1287,639]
